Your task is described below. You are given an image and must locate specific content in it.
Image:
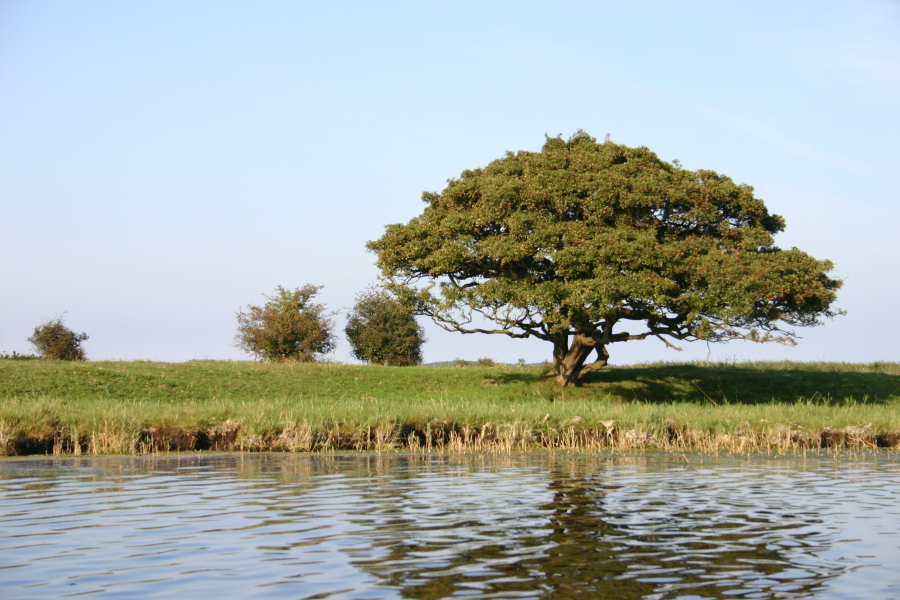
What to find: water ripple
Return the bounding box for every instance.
[1,453,898,599]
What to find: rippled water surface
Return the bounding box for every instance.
[1,452,898,599]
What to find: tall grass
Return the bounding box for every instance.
[1,360,898,455]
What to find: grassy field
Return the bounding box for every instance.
[1,359,898,455]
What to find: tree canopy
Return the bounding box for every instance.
[368,131,842,385]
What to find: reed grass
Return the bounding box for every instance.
[1,359,898,455]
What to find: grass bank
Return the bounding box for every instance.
[1,359,898,455]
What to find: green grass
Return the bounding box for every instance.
[1,359,898,455]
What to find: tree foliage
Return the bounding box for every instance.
[345,286,425,366]
[235,285,336,362]
[28,316,89,360]
[368,131,842,386]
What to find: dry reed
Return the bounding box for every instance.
[1,418,897,457]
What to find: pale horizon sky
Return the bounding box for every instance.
[2,0,898,365]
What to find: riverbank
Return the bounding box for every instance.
[1,359,898,455]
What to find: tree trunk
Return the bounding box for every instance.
[552,334,609,386]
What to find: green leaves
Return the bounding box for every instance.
[28,316,89,361]
[234,285,336,362]
[345,286,425,366]
[368,132,842,382]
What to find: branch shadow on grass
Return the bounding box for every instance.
[496,365,900,405]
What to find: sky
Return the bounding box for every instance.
[1,0,898,365]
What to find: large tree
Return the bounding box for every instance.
[368,132,842,386]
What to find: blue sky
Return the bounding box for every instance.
[1,0,898,365]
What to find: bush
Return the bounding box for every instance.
[0,351,39,360]
[345,286,425,366]
[235,285,336,362]
[27,317,89,360]
[452,357,496,367]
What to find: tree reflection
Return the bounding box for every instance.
[349,457,846,599]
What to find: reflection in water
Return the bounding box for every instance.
[0,453,897,599]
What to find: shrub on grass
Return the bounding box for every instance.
[0,351,39,360]
[235,285,336,362]
[27,317,89,360]
[451,357,496,367]
[345,286,425,366]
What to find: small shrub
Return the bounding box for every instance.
[345,286,425,366]
[235,285,336,362]
[27,317,89,360]
[0,351,39,360]
[452,358,496,367]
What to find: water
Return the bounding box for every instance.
[0,453,898,599]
